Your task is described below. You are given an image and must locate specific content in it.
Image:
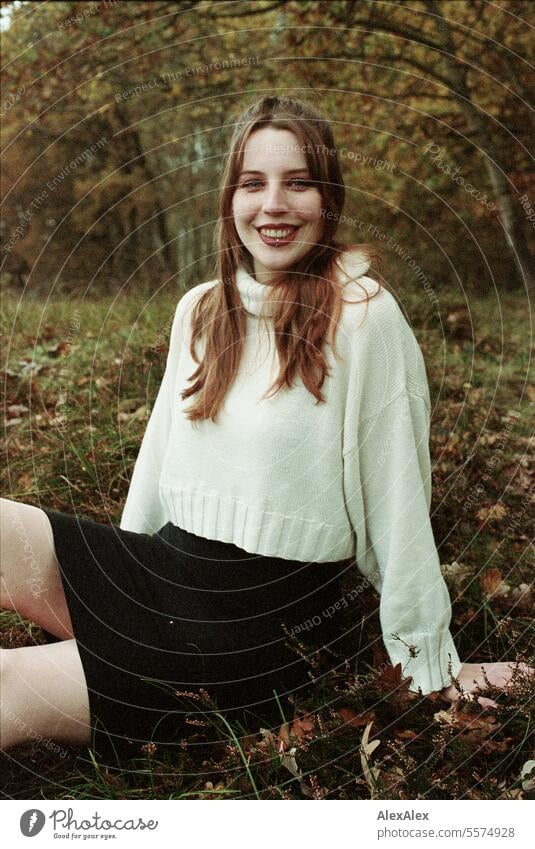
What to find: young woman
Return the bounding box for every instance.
[1,95,530,758]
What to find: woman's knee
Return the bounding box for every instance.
[0,499,73,639]
[0,643,92,751]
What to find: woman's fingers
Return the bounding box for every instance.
[441,661,534,706]
[472,661,533,690]
[473,694,499,709]
[487,663,535,688]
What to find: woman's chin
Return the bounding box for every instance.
[250,244,312,272]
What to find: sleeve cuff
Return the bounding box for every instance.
[382,628,463,695]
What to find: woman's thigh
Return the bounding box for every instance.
[0,498,74,639]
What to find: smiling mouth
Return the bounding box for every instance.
[256,225,301,246]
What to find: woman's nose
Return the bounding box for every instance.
[262,181,289,212]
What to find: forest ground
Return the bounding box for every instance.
[1,285,533,800]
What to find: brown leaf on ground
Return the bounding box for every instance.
[393,729,418,740]
[481,736,513,754]
[375,662,414,697]
[476,503,508,523]
[480,567,511,599]
[336,707,376,728]
[275,712,317,753]
[436,703,501,746]
[454,606,478,625]
[424,690,446,703]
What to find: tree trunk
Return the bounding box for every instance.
[428,1,534,292]
[114,104,176,277]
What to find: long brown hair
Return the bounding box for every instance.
[181,94,382,424]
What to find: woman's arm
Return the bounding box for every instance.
[344,342,533,703]
[119,304,183,535]
[345,386,463,695]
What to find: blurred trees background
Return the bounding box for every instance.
[1,0,533,296]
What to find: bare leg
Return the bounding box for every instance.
[0,641,91,751]
[0,498,74,639]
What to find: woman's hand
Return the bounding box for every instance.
[440,661,534,709]
[275,662,533,750]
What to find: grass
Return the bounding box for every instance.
[1,285,533,800]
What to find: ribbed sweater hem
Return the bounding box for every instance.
[160,486,356,563]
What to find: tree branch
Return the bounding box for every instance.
[207,0,289,18]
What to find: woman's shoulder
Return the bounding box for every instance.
[178,277,219,309]
[337,269,428,401]
[339,273,410,344]
[172,277,220,324]
[335,249,401,324]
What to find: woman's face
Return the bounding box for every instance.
[232,127,324,283]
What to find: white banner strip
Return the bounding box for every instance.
[2,799,532,847]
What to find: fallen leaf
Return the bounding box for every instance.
[454,606,478,625]
[118,405,149,423]
[438,703,501,746]
[441,561,473,586]
[521,760,535,792]
[482,736,513,754]
[118,397,146,412]
[291,712,316,738]
[374,662,414,705]
[480,568,511,599]
[507,584,534,614]
[278,744,314,798]
[393,729,418,740]
[434,709,455,725]
[274,712,317,754]
[476,503,508,523]
[360,721,381,796]
[446,306,472,339]
[7,403,29,417]
[336,707,376,728]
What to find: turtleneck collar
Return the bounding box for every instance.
[235,249,371,317]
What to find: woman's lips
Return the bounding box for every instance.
[257,226,301,246]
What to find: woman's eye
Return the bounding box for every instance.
[239,179,312,190]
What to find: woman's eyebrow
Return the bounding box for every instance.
[238,168,310,177]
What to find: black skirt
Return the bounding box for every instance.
[42,510,352,756]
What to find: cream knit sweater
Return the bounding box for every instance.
[120,249,462,694]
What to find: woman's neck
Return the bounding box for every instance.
[235,247,371,317]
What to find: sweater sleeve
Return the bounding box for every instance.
[343,377,463,695]
[119,303,183,535]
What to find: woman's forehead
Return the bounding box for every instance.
[241,127,307,169]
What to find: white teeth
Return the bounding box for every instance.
[259,227,296,238]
